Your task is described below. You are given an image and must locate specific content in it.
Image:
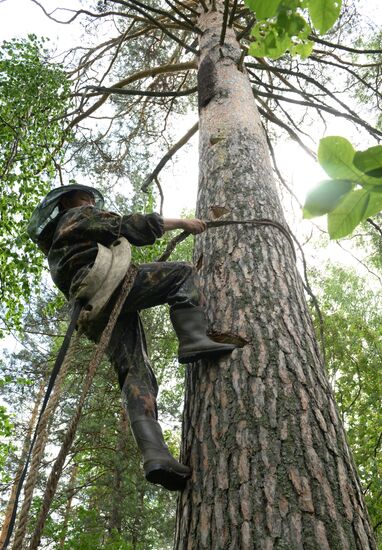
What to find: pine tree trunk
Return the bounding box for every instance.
[174,6,376,549]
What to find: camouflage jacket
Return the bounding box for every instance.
[46,206,164,298]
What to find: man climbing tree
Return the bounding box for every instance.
[27,183,236,491]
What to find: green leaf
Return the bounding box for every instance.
[291,40,314,58]
[307,0,342,34]
[318,136,359,180]
[277,12,306,37]
[361,192,382,220]
[303,179,352,219]
[327,189,369,239]
[245,0,282,19]
[318,137,382,188]
[249,27,291,58]
[353,145,382,178]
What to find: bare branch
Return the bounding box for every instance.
[81,85,197,97]
[366,218,382,238]
[228,0,238,28]
[252,90,382,139]
[68,61,197,129]
[247,60,380,120]
[310,34,382,55]
[142,122,198,191]
[30,0,127,24]
[220,0,230,45]
[256,101,316,159]
[163,0,200,32]
[109,0,199,52]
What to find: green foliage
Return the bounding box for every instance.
[0,35,71,330]
[0,401,14,482]
[246,0,341,59]
[303,179,352,218]
[310,266,382,542]
[303,137,382,238]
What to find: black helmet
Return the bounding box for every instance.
[27,184,104,246]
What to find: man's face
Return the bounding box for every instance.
[60,190,95,210]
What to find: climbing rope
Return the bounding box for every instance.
[27,265,138,550]
[2,267,137,550]
[1,301,83,550]
[158,218,296,262]
[11,333,81,550]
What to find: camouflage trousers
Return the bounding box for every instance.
[84,262,201,422]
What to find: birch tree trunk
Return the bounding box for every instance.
[174,5,376,549]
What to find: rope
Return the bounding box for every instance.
[11,333,81,550]
[157,218,296,262]
[2,301,83,550]
[27,265,138,550]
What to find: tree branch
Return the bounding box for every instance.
[30,0,128,24]
[109,0,199,52]
[310,34,382,55]
[142,122,198,191]
[81,86,197,97]
[68,61,197,129]
[252,90,382,139]
[256,102,316,159]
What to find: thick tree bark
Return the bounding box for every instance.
[174,5,376,549]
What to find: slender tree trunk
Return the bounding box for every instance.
[175,5,376,549]
[109,410,125,535]
[58,463,78,549]
[0,381,45,547]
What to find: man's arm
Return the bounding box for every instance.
[163,218,207,235]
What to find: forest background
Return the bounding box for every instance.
[0,0,382,548]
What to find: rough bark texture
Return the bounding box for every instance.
[174,6,376,550]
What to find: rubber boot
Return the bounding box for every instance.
[170,307,237,364]
[131,416,191,491]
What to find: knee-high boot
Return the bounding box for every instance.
[131,415,191,491]
[170,307,237,364]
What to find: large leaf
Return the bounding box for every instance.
[318,137,382,188]
[327,189,369,239]
[303,179,352,219]
[361,192,382,220]
[353,145,382,178]
[318,136,359,180]
[307,0,342,34]
[245,0,282,19]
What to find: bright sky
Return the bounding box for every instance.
[0,0,381,253]
[1,0,380,213]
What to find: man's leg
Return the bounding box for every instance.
[106,311,158,421]
[122,261,236,363]
[121,261,201,311]
[104,311,190,491]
